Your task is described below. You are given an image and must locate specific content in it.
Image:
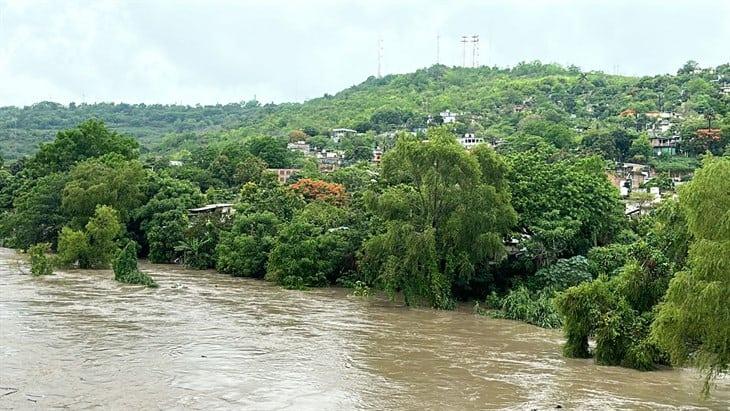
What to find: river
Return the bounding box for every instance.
[0,248,727,410]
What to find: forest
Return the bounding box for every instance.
[1,61,729,395]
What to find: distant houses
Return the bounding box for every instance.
[279,121,490,174]
[331,128,357,143]
[608,162,654,196]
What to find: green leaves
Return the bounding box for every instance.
[28,243,53,276]
[507,150,624,260]
[61,155,147,227]
[56,205,122,269]
[27,119,139,177]
[113,241,157,288]
[361,129,515,308]
[216,211,280,278]
[652,156,730,396]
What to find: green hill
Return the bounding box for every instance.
[1,60,728,160]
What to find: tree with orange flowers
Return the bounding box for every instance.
[290,178,346,206]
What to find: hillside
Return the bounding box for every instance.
[1,60,728,160]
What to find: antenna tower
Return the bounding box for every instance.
[461,36,469,67]
[471,35,479,67]
[377,38,384,77]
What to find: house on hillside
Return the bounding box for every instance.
[268,168,300,183]
[458,133,485,150]
[316,149,344,172]
[331,128,357,143]
[650,135,680,156]
[372,148,383,164]
[287,141,311,155]
[440,110,458,124]
[188,203,235,215]
[615,162,653,191]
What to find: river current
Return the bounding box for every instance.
[0,248,727,410]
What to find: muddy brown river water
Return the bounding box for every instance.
[0,248,728,410]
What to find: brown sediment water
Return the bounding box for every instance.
[0,247,727,410]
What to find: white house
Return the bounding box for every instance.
[440,110,458,124]
[316,149,345,172]
[331,128,357,143]
[287,141,311,155]
[458,133,485,150]
[188,203,234,215]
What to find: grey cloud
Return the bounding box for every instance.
[0,0,728,106]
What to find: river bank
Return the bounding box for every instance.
[1,248,728,410]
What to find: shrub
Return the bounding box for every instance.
[554,278,617,358]
[528,256,592,292]
[56,205,122,269]
[556,242,672,367]
[215,211,279,277]
[56,227,90,267]
[498,286,562,329]
[587,244,630,277]
[266,203,360,290]
[28,243,53,276]
[113,242,157,288]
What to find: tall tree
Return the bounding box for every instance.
[61,154,148,227]
[652,156,730,396]
[360,129,516,307]
[27,119,139,177]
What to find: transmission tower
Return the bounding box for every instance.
[436,32,440,64]
[461,36,469,67]
[471,35,479,67]
[377,37,383,78]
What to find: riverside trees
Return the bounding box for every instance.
[360,128,516,308]
[2,94,728,395]
[652,156,730,395]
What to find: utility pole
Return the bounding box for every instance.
[471,35,479,67]
[377,37,383,78]
[461,36,469,67]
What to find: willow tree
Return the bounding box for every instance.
[360,128,516,308]
[652,156,730,396]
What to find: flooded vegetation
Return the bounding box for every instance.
[1,248,727,409]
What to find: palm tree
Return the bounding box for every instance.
[174,237,211,269]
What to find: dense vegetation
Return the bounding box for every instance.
[1,61,729,395]
[3,60,729,161]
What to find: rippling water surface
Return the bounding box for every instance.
[0,248,727,410]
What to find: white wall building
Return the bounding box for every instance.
[331,128,357,143]
[458,133,485,150]
[440,110,458,124]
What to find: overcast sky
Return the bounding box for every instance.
[1,0,728,107]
